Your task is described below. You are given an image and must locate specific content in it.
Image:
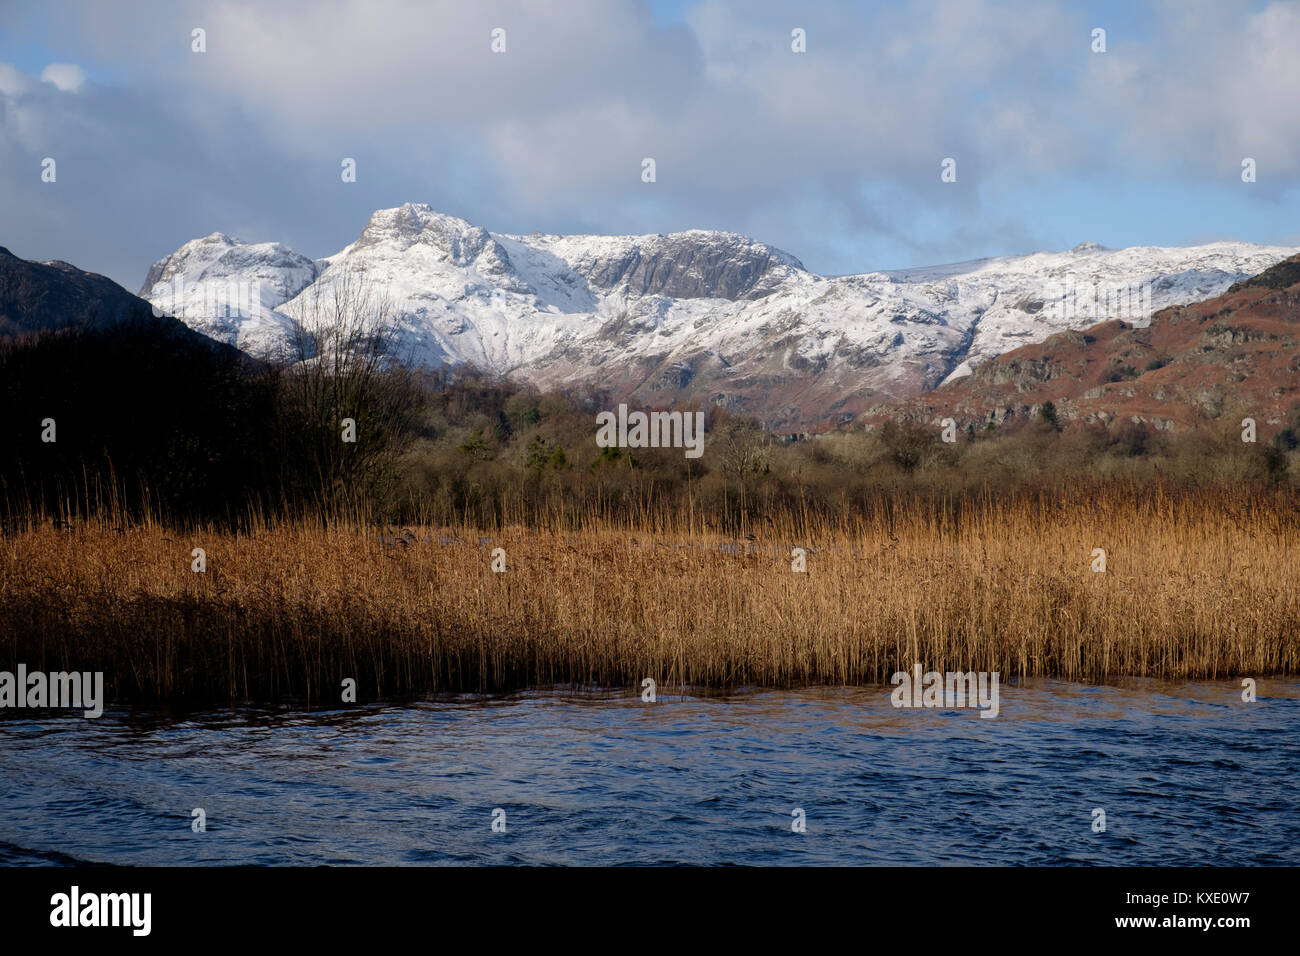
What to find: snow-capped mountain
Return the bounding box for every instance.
[140,203,1298,428]
[140,232,318,357]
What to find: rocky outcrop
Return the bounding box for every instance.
[566,230,804,300]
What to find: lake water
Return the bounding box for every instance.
[1,679,1296,866]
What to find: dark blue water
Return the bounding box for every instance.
[0,679,1295,865]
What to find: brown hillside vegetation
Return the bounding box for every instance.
[863,253,1300,437]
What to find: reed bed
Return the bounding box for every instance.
[2,483,1298,706]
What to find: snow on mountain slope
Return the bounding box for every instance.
[140,232,318,357]
[140,205,1298,428]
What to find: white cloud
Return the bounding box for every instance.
[1079,0,1300,176]
[0,62,30,96]
[39,63,86,93]
[3,0,1300,286]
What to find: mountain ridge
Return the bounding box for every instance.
[0,245,231,352]
[140,205,1299,428]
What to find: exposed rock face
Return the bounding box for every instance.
[140,204,1299,429]
[561,230,804,300]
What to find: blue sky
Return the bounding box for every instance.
[2,0,1298,288]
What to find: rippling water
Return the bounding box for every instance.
[1,679,1296,865]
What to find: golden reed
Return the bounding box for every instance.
[2,482,1297,706]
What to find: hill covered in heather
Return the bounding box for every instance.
[862,253,1300,444]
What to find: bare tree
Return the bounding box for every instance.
[275,267,417,516]
[715,412,770,500]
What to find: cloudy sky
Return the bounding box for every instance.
[3,0,1299,289]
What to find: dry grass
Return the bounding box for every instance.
[2,483,1298,705]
